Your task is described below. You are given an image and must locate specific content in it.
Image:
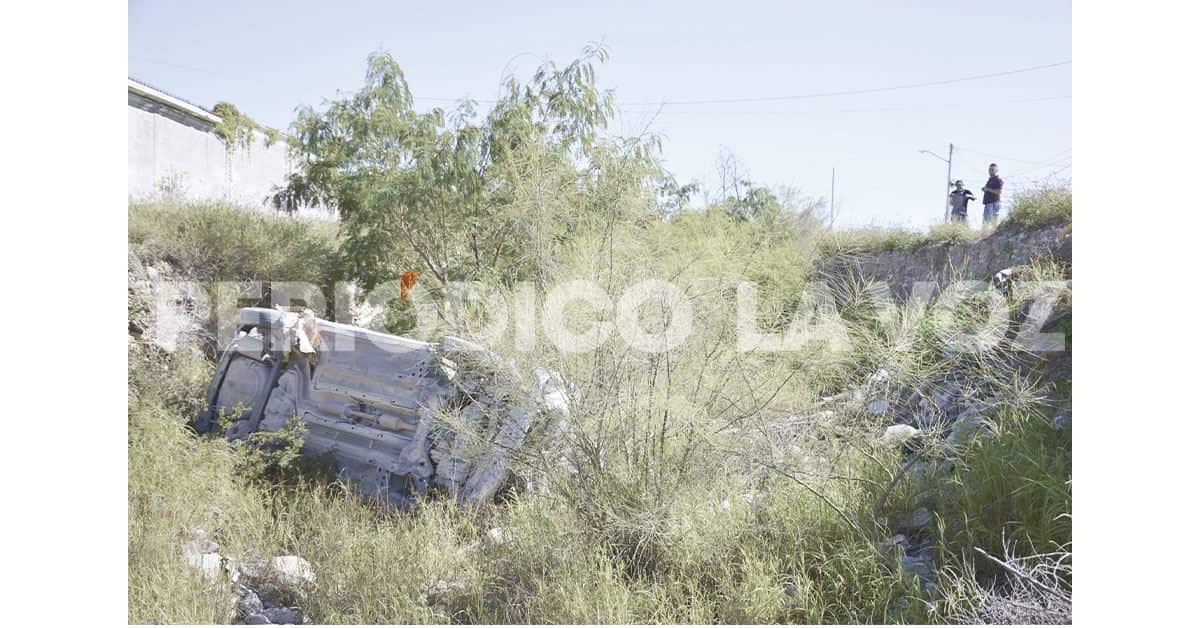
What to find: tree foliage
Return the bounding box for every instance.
[212,101,280,154]
[274,45,661,290]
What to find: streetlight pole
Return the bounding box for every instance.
[945,143,953,222]
[919,142,954,223]
[829,167,836,229]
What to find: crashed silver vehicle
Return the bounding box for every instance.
[198,307,570,508]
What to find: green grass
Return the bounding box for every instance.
[935,407,1072,566]
[128,199,1070,623]
[817,186,1072,257]
[128,200,340,283]
[129,376,929,623]
[817,221,981,257]
[999,185,1073,232]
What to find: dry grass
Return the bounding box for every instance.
[817,221,982,257]
[816,185,1072,257]
[128,200,1070,623]
[1000,185,1072,232]
[128,200,339,283]
[940,537,1072,624]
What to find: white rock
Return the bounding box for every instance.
[181,538,218,559]
[488,527,508,545]
[181,539,222,582]
[882,424,919,445]
[187,552,224,583]
[268,556,315,587]
[533,367,572,418]
[867,399,890,416]
[239,560,266,580]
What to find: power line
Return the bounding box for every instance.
[1042,161,1073,179]
[408,60,1071,106]
[616,94,1070,117]
[954,145,1071,166]
[619,60,1071,106]
[130,54,1070,112]
[1008,151,1074,179]
[1007,161,1072,187]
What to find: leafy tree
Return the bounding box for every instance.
[273,45,660,290]
[657,174,700,219]
[723,181,785,224]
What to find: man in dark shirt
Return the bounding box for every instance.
[948,179,975,223]
[982,163,1004,225]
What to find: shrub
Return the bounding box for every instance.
[128,201,339,283]
[128,195,1072,622]
[817,222,985,257]
[1001,185,1072,231]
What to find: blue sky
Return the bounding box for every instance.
[129,0,1071,228]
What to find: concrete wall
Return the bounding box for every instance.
[127,89,293,209]
[816,222,1072,301]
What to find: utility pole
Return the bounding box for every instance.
[919,142,954,223]
[829,167,836,229]
[944,142,954,223]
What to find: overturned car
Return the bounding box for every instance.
[197,307,571,509]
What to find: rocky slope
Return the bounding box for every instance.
[817,222,1072,300]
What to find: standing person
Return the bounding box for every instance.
[982,163,1004,225]
[948,179,975,223]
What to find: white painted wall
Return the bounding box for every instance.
[128,88,309,212]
